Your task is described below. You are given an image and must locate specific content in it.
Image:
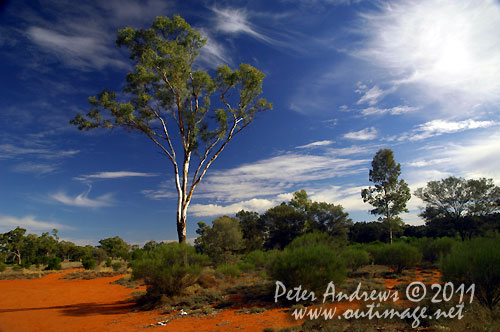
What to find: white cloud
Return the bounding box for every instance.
[27,26,127,70]
[197,28,232,68]
[406,158,452,168]
[51,185,113,208]
[0,214,72,233]
[190,198,278,217]
[0,143,79,160]
[211,7,271,43]
[356,85,388,106]
[361,105,419,116]
[21,0,171,70]
[296,140,334,149]
[356,0,500,114]
[343,127,378,140]
[75,171,157,181]
[143,152,368,203]
[326,145,373,156]
[12,162,59,175]
[408,119,497,141]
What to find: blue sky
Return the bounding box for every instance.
[1,0,500,245]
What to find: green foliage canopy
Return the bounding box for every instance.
[361,149,411,243]
[70,15,272,243]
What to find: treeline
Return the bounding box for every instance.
[0,228,131,271]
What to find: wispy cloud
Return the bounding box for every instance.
[20,0,171,71]
[296,140,335,149]
[406,119,497,141]
[27,26,127,70]
[190,198,278,217]
[355,0,500,114]
[211,7,272,43]
[197,28,232,68]
[0,214,73,233]
[0,143,79,160]
[11,162,59,175]
[356,84,394,106]
[75,171,157,181]
[51,185,113,208]
[361,105,419,116]
[143,152,368,204]
[343,127,378,140]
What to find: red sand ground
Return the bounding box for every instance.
[0,268,441,332]
[0,269,300,332]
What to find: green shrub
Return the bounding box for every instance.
[236,260,255,272]
[441,237,500,310]
[271,244,346,295]
[12,264,22,271]
[111,262,122,272]
[131,242,208,298]
[216,263,241,278]
[45,256,62,270]
[378,242,421,274]
[341,247,370,272]
[360,241,386,264]
[286,231,337,250]
[0,262,6,272]
[415,237,457,263]
[22,262,32,269]
[82,256,96,270]
[243,250,278,270]
[105,258,112,267]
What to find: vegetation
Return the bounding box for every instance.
[415,176,500,240]
[131,242,208,299]
[378,242,422,274]
[441,237,500,310]
[98,236,130,260]
[361,149,411,244]
[70,15,272,243]
[341,247,370,272]
[271,233,346,294]
[194,216,244,264]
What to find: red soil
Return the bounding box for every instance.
[0,269,299,331]
[0,268,441,332]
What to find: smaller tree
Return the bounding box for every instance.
[0,227,26,265]
[415,177,500,240]
[98,236,131,260]
[262,203,306,249]
[195,216,244,264]
[361,149,411,244]
[236,210,266,252]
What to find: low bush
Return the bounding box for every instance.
[216,263,241,278]
[341,247,370,272]
[271,243,346,295]
[236,260,255,272]
[81,256,96,270]
[45,256,62,270]
[286,231,337,249]
[0,262,6,272]
[105,258,112,268]
[131,243,208,299]
[111,262,122,272]
[243,250,278,270]
[415,237,457,263]
[441,237,500,310]
[360,241,386,264]
[378,242,422,274]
